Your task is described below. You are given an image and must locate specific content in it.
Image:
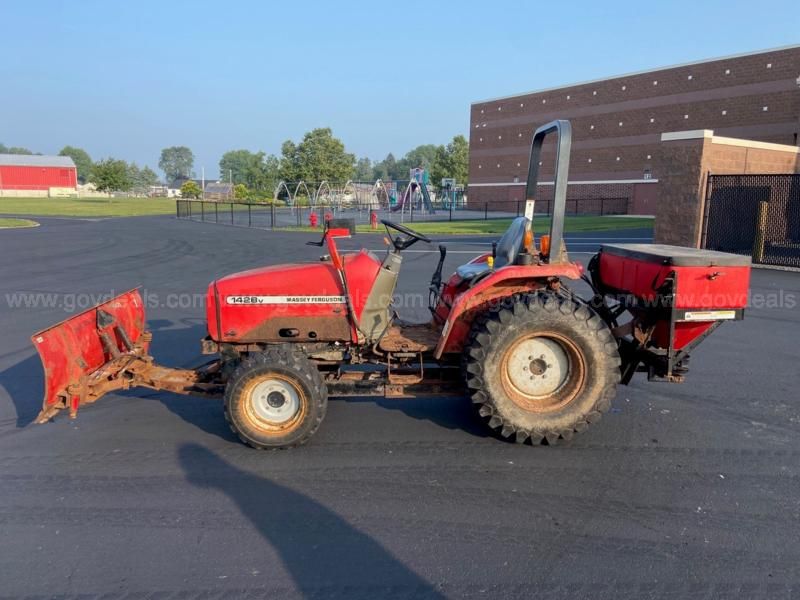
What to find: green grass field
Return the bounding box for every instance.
[0,217,40,228]
[287,216,652,235]
[0,197,176,217]
[363,216,653,235]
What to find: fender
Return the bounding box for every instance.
[433,262,584,358]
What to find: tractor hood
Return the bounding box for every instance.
[206,251,381,343]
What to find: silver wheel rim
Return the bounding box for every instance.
[249,378,301,425]
[505,337,570,398]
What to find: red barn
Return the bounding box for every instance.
[0,154,78,193]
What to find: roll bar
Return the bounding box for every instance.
[524,119,572,264]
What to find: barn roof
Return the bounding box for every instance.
[0,154,76,168]
[205,182,234,193]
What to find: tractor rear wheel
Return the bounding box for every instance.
[464,292,620,445]
[224,348,327,449]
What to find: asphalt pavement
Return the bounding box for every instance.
[0,215,798,599]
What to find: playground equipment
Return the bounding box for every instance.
[391,167,435,218]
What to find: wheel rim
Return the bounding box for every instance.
[500,332,586,413]
[242,374,306,435]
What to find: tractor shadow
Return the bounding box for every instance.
[0,349,46,428]
[342,395,492,439]
[178,443,444,598]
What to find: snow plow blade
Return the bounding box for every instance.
[31,289,151,422]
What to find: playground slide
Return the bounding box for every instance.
[419,184,435,214]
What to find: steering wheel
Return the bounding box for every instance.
[381,219,432,250]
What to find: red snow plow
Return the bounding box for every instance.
[31,120,751,448]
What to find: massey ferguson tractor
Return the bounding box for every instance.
[31,121,751,449]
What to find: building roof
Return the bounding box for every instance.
[471,43,800,104]
[205,182,234,193]
[0,154,76,168]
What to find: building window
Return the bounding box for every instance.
[766,63,772,69]
[587,158,592,163]
[684,114,689,119]
[566,94,570,100]
[513,176,519,183]
[646,154,651,160]
[480,109,484,114]
[478,165,482,169]
[496,164,501,168]
[517,162,521,167]
[687,74,693,80]
[653,80,658,86]
[520,102,524,107]
[725,69,730,75]
[721,110,727,116]
[593,90,597,96]
[479,138,483,142]
[498,106,502,111]
[518,132,522,138]
[616,156,620,161]
[621,85,626,91]
[763,106,769,111]
[649,117,655,123]
[590,124,595,130]
[618,121,623,127]
[498,135,502,140]
[542,99,546,104]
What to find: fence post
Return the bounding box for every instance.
[270,203,275,230]
[175,200,180,219]
[516,200,520,217]
[248,204,252,227]
[215,202,218,223]
[752,201,769,263]
[449,201,453,221]
[484,202,488,220]
[230,203,234,225]
[188,201,192,219]
[410,198,414,223]
[201,202,205,222]
[601,198,605,216]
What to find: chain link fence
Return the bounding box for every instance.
[702,174,800,268]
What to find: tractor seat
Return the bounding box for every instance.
[455,216,530,280]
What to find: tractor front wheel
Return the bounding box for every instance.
[465,292,620,445]
[224,348,327,449]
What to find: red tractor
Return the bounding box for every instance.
[31,121,751,449]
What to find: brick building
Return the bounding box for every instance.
[468,45,800,214]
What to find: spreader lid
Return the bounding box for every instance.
[600,243,752,267]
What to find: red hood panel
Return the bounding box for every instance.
[207,250,381,342]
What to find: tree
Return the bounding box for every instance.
[279,128,355,182]
[354,157,373,181]
[59,146,92,183]
[372,153,397,180]
[126,163,159,195]
[180,180,202,199]
[397,144,441,176]
[219,149,277,191]
[90,159,131,193]
[159,146,194,186]
[5,146,34,155]
[431,135,469,185]
[234,183,249,199]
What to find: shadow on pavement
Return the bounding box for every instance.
[178,443,444,598]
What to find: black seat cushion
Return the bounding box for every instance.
[455,216,529,280]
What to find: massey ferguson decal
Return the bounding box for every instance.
[225,295,346,305]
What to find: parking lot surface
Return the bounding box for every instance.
[1,215,798,599]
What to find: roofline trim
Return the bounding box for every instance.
[471,44,800,105]
[661,129,800,153]
[468,178,659,187]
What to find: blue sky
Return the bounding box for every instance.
[1,0,797,179]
